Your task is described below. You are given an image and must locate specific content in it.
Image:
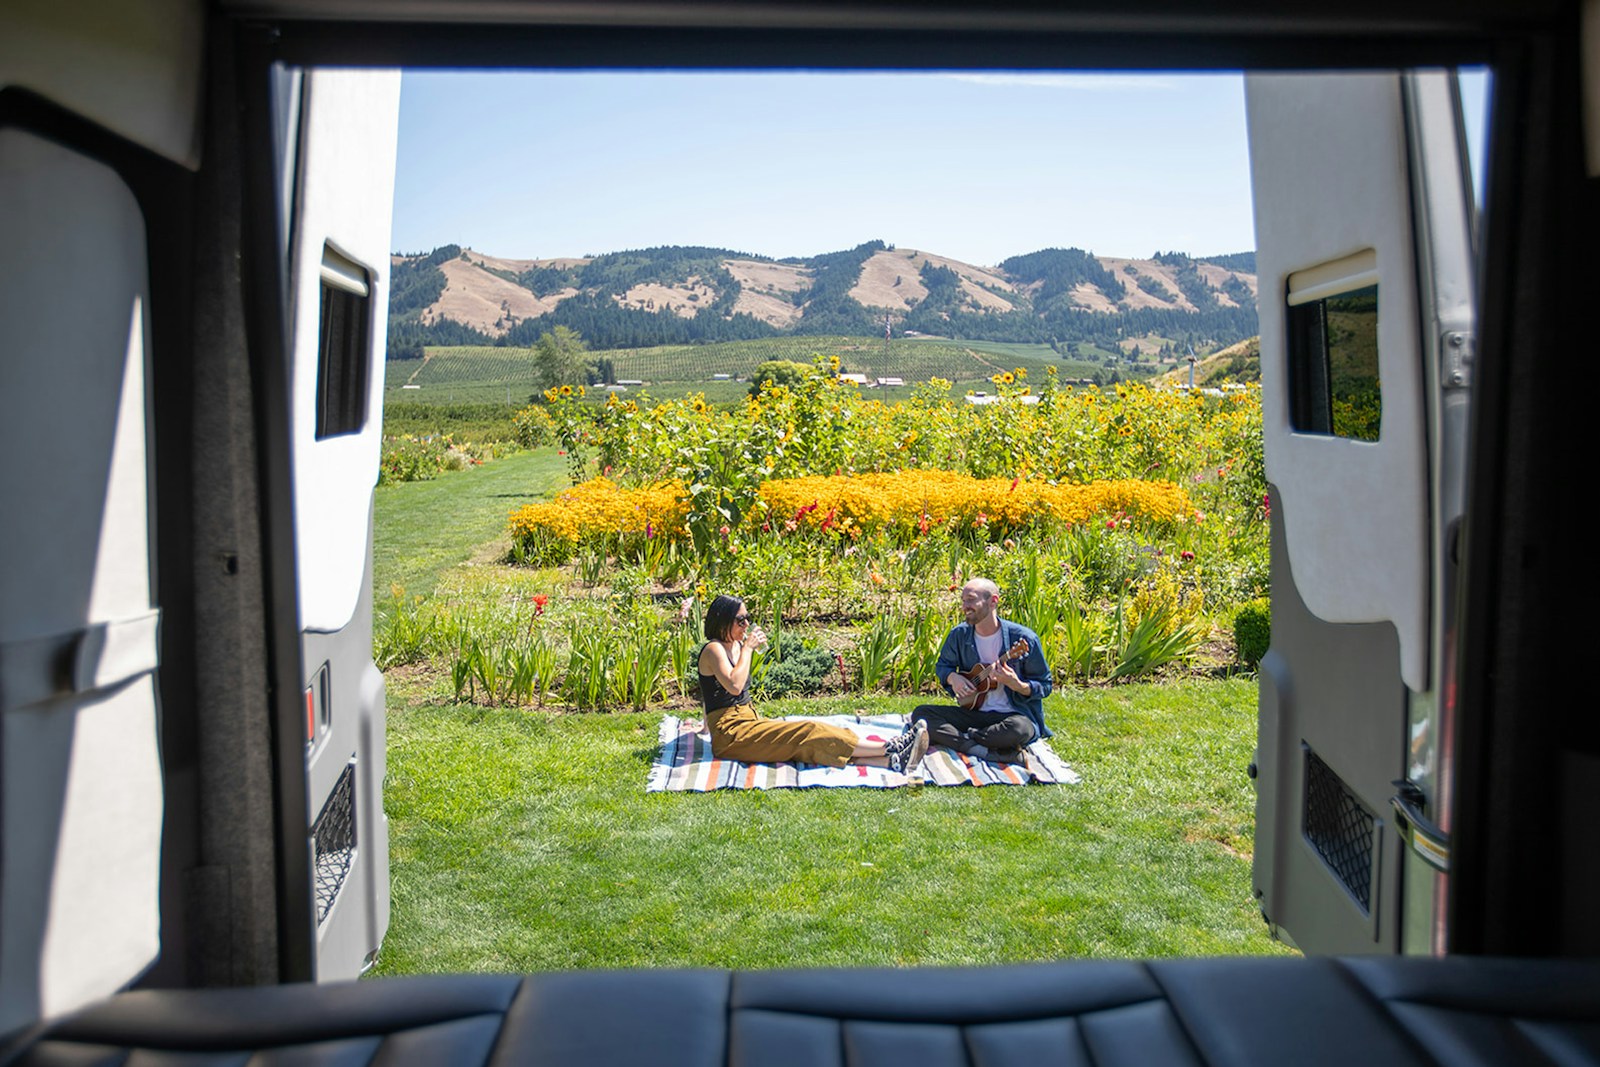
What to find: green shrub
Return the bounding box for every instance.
[755,645,837,698]
[1233,598,1271,667]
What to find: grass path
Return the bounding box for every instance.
[374,449,566,602]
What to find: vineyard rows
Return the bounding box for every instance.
[383,336,1125,406]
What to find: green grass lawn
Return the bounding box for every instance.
[373,676,1289,974]
[372,448,1291,974]
[374,449,567,602]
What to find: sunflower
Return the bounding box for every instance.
[558,384,574,397]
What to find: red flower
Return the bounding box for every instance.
[1009,477,1019,492]
[532,594,548,616]
[1180,550,1195,561]
[1105,519,1116,530]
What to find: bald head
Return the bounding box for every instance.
[959,577,1002,633]
[963,577,999,600]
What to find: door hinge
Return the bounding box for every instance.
[1442,331,1474,389]
[1391,779,1450,871]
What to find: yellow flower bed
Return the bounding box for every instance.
[508,477,688,544]
[758,472,1191,533]
[509,471,1191,557]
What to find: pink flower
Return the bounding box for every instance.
[718,524,730,537]
[1106,519,1116,530]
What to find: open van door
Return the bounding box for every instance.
[278,67,401,979]
[1246,71,1477,954]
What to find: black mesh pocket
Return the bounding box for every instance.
[1303,748,1374,912]
[313,762,357,925]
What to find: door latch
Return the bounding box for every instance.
[1391,779,1450,871]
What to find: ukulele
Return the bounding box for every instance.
[956,638,1030,709]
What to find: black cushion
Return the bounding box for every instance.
[5,957,1598,1066]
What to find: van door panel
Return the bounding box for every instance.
[0,129,163,1029]
[283,67,400,980]
[1247,70,1475,954]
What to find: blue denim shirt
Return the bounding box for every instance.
[934,618,1053,740]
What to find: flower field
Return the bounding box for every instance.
[378,361,1267,706]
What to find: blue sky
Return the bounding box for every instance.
[391,69,1490,266]
[390,71,1258,266]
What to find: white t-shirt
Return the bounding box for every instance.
[974,628,1013,714]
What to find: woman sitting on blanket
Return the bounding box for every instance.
[698,594,928,773]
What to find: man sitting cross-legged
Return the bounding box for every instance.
[911,577,1052,764]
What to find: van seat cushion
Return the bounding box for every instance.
[4,957,1598,1066]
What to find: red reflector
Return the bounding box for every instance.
[305,687,316,742]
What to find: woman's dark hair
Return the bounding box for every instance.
[704,594,745,641]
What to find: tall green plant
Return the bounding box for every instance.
[854,615,905,694]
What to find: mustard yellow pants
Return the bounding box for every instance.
[706,704,859,767]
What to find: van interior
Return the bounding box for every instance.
[2,0,1597,1063]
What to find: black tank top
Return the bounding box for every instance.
[698,643,752,713]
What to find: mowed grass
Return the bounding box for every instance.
[372,445,1291,973]
[373,449,567,601]
[373,678,1289,973]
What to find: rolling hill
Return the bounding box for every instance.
[387,241,1257,360]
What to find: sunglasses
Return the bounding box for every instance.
[734,615,751,625]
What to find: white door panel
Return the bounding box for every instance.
[1249,71,1430,694]
[290,69,400,635]
[0,129,163,1030]
[1248,69,1475,955]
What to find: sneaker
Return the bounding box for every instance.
[988,747,1028,766]
[887,720,929,773]
[883,720,917,758]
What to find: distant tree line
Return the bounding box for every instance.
[999,248,1130,315]
[791,240,885,335]
[501,293,778,350]
[388,244,459,317]
[1196,251,1256,273]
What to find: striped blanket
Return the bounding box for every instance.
[646,713,1080,792]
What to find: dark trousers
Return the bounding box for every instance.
[910,703,1036,753]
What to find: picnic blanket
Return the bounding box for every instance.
[646,713,1080,792]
